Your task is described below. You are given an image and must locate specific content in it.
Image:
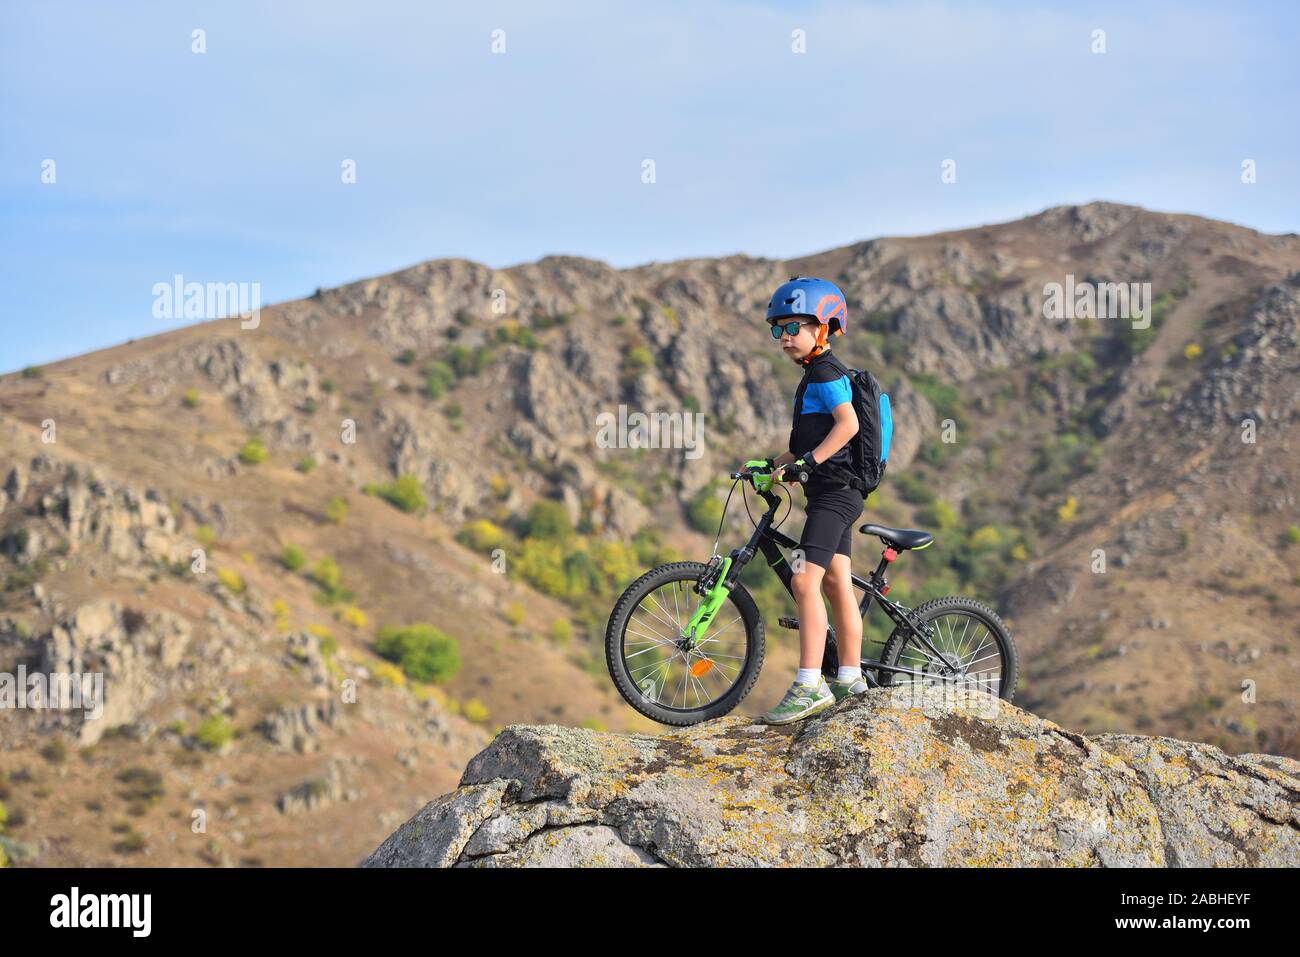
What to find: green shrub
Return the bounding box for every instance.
[493,321,539,350]
[625,346,653,372]
[280,544,307,571]
[526,500,573,541]
[457,519,507,553]
[1285,526,1300,547]
[687,485,724,533]
[216,568,245,595]
[516,538,574,598]
[20,366,43,379]
[895,472,935,506]
[562,549,601,597]
[181,388,200,408]
[632,527,663,565]
[116,766,165,813]
[238,438,268,465]
[367,475,426,513]
[462,697,490,723]
[310,557,341,591]
[396,349,418,365]
[917,499,959,530]
[550,618,573,644]
[40,739,68,763]
[909,374,967,429]
[339,604,368,629]
[448,344,492,379]
[919,441,955,466]
[326,495,349,525]
[195,525,216,549]
[532,311,570,331]
[375,624,461,683]
[422,360,454,398]
[195,714,235,751]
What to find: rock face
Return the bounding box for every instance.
[13,599,195,745]
[364,686,1300,868]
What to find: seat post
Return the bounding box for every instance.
[870,548,893,586]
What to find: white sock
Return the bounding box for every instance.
[795,668,822,687]
[837,666,862,683]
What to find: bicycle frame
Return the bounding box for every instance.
[713,483,955,687]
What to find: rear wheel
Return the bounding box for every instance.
[878,597,1018,702]
[605,562,765,726]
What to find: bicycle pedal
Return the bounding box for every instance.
[777,616,799,630]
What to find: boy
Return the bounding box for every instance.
[747,276,870,725]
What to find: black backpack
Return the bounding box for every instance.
[805,354,893,496]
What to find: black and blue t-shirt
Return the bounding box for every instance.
[788,350,858,493]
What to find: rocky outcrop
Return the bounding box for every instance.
[0,453,184,568]
[364,686,1300,868]
[1178,275,1299,431]
[260,699,342,753]
[1033,201,1140,244]
[3,599,194,745]
[277,758,356,815]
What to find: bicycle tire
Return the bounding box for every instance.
[605,561,765,726]
[878,596,1018,702]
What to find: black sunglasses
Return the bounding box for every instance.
[769,320,811,339]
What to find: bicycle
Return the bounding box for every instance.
[605,464,1019,726]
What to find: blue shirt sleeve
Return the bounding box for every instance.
[801,376,852,414]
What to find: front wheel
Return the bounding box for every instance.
[605,562,765,726]
[878,596,1018,702]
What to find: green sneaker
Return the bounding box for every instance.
[761,679,835,725]
[830,675,870,702]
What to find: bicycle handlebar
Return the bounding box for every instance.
[731,465,812,485]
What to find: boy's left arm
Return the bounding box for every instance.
[781,402,857,480]
[805,402,859,466]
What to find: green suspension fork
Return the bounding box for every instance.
[681,557,732,650]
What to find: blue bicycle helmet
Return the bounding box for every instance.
[765,276,848,336]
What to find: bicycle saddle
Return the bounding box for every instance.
[858,523,935,551]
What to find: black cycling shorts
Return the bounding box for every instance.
[797,485,865,570]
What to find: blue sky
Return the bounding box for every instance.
[1,0,1297,371]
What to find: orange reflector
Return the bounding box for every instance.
[690,659,714,677]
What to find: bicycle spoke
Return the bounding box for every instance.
[629,608,681,639]
[641,597,683,636]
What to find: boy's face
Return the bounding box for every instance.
[770,317,820,362]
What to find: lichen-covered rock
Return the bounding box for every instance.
[364,780,511,867]
[1090,734,1300,867]
[365,686,1300,868]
